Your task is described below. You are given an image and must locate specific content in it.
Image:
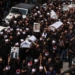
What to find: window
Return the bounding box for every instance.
[10,8,27,15]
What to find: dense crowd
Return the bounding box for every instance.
[0,0,75,75]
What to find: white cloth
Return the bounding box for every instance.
[20,40,32,48]
[49,21,63,31]
[50,10,58,19]
[28,35,36,42]
[0,26,7,31]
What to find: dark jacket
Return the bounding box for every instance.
[46,71,56,75]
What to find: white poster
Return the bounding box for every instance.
[10,47,19,59]
[33,23,40,32]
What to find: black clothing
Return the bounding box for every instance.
[37,70,46,75]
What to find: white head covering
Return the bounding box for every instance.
[5,39,9,42]
[47,12,50,15]
[59,7,61,10]
[41,20,44,23]
[27,35,31,38]
[32,68,36,73]
[63,3,65,5]
[45,52,49,56]
[39,15,43,18]
[37,11,41,14]
[0,32,3,35]
[36,6,38,9]
[22,31,26,34]
[20,39,24,42]
[67,21,70,24]
[53,46,57,50]
[52,40,56,44]
[20,29,22,32]
[34,59,38,63]
[16,28,20,31]
[5,66,10,70]
[7,30,11,33]
[4,35,8,38]
[40,37,43,41]
[7,26,10,29]
[34,13,37,16]
[15,42,19,46]
[4,28,7,32]
[28,62,32,66]
[16,69,20,75]
[72,61,75,65]
[14,21,17,24]
[10,28,13,31]
[50,3,52,5]
[26,28,29,31]
[39,66,43,69]
[44,19,47,21]
[17,32,21,35]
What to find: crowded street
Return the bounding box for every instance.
[0,0,75,75]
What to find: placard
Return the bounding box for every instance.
[33,23,40,32]
[10,47,19,59]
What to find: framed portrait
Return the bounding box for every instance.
[10,47,19,59]
[33,23,40,32]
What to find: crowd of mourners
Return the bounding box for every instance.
[0,0,75,75]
